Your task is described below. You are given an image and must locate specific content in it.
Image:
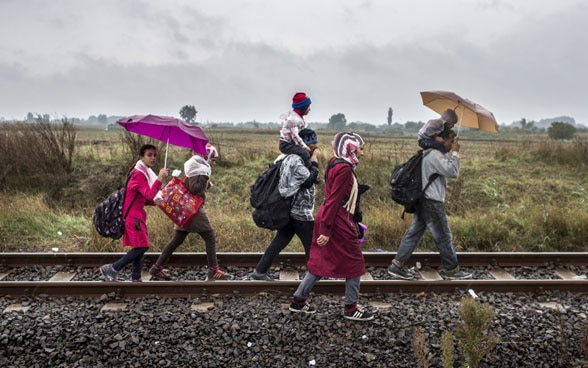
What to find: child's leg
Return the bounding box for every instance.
[418,138,446,153]
[112,247,147,279]
[279,140,311,167]
[130,247,148,281]
[155,230,189,267]
[199,230,218,268]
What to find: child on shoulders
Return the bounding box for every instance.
[279,92,312,168]
[418,109,458,153]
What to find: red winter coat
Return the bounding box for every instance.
[122,170,162,248]
[307,160,365,278]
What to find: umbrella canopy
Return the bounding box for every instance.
[420,91,499,133]
[118,115,209,167]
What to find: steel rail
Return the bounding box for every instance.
[1,252,586,297]
[1,252,587,268]
[1,279,587,298]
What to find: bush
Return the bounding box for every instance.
[548,122,576,140]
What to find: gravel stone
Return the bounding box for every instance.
[1,290,587,367]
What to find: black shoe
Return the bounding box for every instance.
[289,301,316,314]
[344,305,374,321]
[250,271,274,281]
[387,264,414,280]
[439,269,472,280]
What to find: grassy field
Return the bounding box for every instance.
[1,126,587,254]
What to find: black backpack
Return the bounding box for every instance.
[93,171,138,239]
[389,150,439,217]
[250,159,293,230]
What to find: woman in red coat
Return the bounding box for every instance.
[100,144,168,282]
[289,132,374,321]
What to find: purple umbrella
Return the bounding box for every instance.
[118,114,209,167]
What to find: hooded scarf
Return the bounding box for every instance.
[184,154,211,178]
[332,131,364,167]
[205,143,219,164]
[332,131,365,215]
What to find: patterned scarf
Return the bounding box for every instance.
[332,131,365,167]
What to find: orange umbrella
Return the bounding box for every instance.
[420,91,499,133]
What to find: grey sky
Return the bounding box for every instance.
[1,0,586,126]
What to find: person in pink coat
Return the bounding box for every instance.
[100,144,168,282]
[289,132,374,321]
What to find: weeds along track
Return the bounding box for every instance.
[0,252,586,298]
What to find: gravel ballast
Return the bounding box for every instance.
[1,290,587,367]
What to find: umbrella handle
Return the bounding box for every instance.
[456,109,464,137]
[164,139,169,168]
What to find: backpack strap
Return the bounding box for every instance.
[325,157,355,189]
[324,157,364,209]
[421,148,441,196]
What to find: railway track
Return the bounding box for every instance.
[0,252,586,297]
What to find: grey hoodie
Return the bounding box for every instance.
[421,148,460,202]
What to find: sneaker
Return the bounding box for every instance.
[131,278,143,283]
[149,264,170,281]
[439,268,472,280]
[289,301,316,314]
[207,266,234,281]
[387,264,414,280]
[250,271,274,281]
[344,305,374,321]
[100,264,118,282]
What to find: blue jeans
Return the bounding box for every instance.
[113,247,148,281]
[393,199,458,272]
[418,138,446,153]
[293,272,361,306]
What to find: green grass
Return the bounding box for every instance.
[1,128,587,253]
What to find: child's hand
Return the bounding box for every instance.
[305,146,312,152]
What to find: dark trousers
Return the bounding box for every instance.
[418,138,446,153]
[156,230,218,268]
[113,247,148,281]
[255,219,313,274]
[279,140,311,168]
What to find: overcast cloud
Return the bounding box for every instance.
[1,0,586,126]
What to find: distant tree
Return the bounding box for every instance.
[26,112,34,123]
[327,113,347,130]
[519,118,527,130]
[180,105,198,123]
[387,107,393,126]
[404,121,423,132]
[97,114,108,125]
[548,122,576,140]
